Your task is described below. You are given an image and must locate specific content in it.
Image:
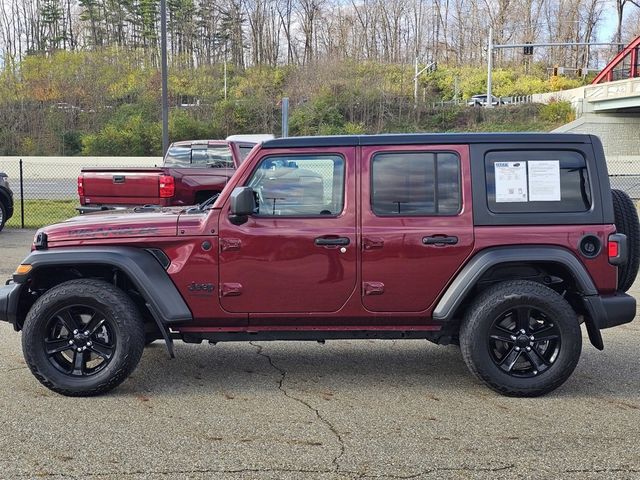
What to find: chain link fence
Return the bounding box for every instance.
[1,157,159,229]
[609,175,640,200]
[0,154,638,230]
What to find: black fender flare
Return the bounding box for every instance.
[433,246,604,349]
[14,247,192,356]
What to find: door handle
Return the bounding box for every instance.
[314,236,350,246]
[423,235,458,246]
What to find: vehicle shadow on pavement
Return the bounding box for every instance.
[124,340,475,396]
[121,336,640,400]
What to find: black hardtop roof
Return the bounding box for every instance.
[262,133,592,149]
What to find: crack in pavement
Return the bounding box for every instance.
[11,463,517,479]
[353,464,515,479]
[565,467,640,473]
[12,467,336,478]
[0,366,28,372]
[250,341,346,473]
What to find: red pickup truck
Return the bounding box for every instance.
[78,139,257,211]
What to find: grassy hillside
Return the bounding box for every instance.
[0,51,581,156]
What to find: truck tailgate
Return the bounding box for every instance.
[82,169,163,199]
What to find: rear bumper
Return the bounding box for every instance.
[0,282,23,328]
[584,293,636,330]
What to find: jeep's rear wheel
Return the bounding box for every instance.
[611,189,640,292]
[22,279,145,396]
[460,280,581,397]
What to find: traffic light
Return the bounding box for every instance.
[577,68,583,77]
[523,43,534,55]
[553,66,559,76]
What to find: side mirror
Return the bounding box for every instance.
[229,187,256,224]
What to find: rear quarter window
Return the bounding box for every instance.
[485,150,591,213]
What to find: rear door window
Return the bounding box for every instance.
[371,152,461,216]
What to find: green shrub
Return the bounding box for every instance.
[539,101,575,124]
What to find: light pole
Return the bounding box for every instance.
[160,0,169,155]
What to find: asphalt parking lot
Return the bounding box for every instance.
[0,228,639,479]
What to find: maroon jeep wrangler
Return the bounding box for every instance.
[1,133,638,397]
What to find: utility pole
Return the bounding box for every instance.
[414,58,436,108]
[454,76,460,103]
[160,0,169,155]
[414,57,418,107]
[486,27,494,109]
[281,97,289,137]
[224,60,228,101]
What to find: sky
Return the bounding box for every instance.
[598,3,621,42]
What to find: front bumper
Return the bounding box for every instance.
[0,282,23,327]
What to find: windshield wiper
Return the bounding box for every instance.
[183,193,221,214]
[197,193,221,211]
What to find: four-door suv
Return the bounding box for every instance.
[0,172,14,232]
[0,133,638,397]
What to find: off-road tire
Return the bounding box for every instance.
[460,280,582,397]
[611,189,640,292]
[22,279,145,396]
[0,201,6,232]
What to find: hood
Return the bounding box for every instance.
[37,207,182,244]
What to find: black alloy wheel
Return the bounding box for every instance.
[460,280,581,397]
[44,305,116,377]
[488,306,561,378]
[22,279,145,396]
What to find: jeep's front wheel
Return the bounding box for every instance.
[460,280,581,397]
[22,279,145,396]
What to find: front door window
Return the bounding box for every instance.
[248,155,345,217]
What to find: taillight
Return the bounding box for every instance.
[608,233,626,265]
[77,176,84,197]
[159,175,175,198]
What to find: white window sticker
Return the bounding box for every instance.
[495,162,528,203]
[528,160,561,201]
